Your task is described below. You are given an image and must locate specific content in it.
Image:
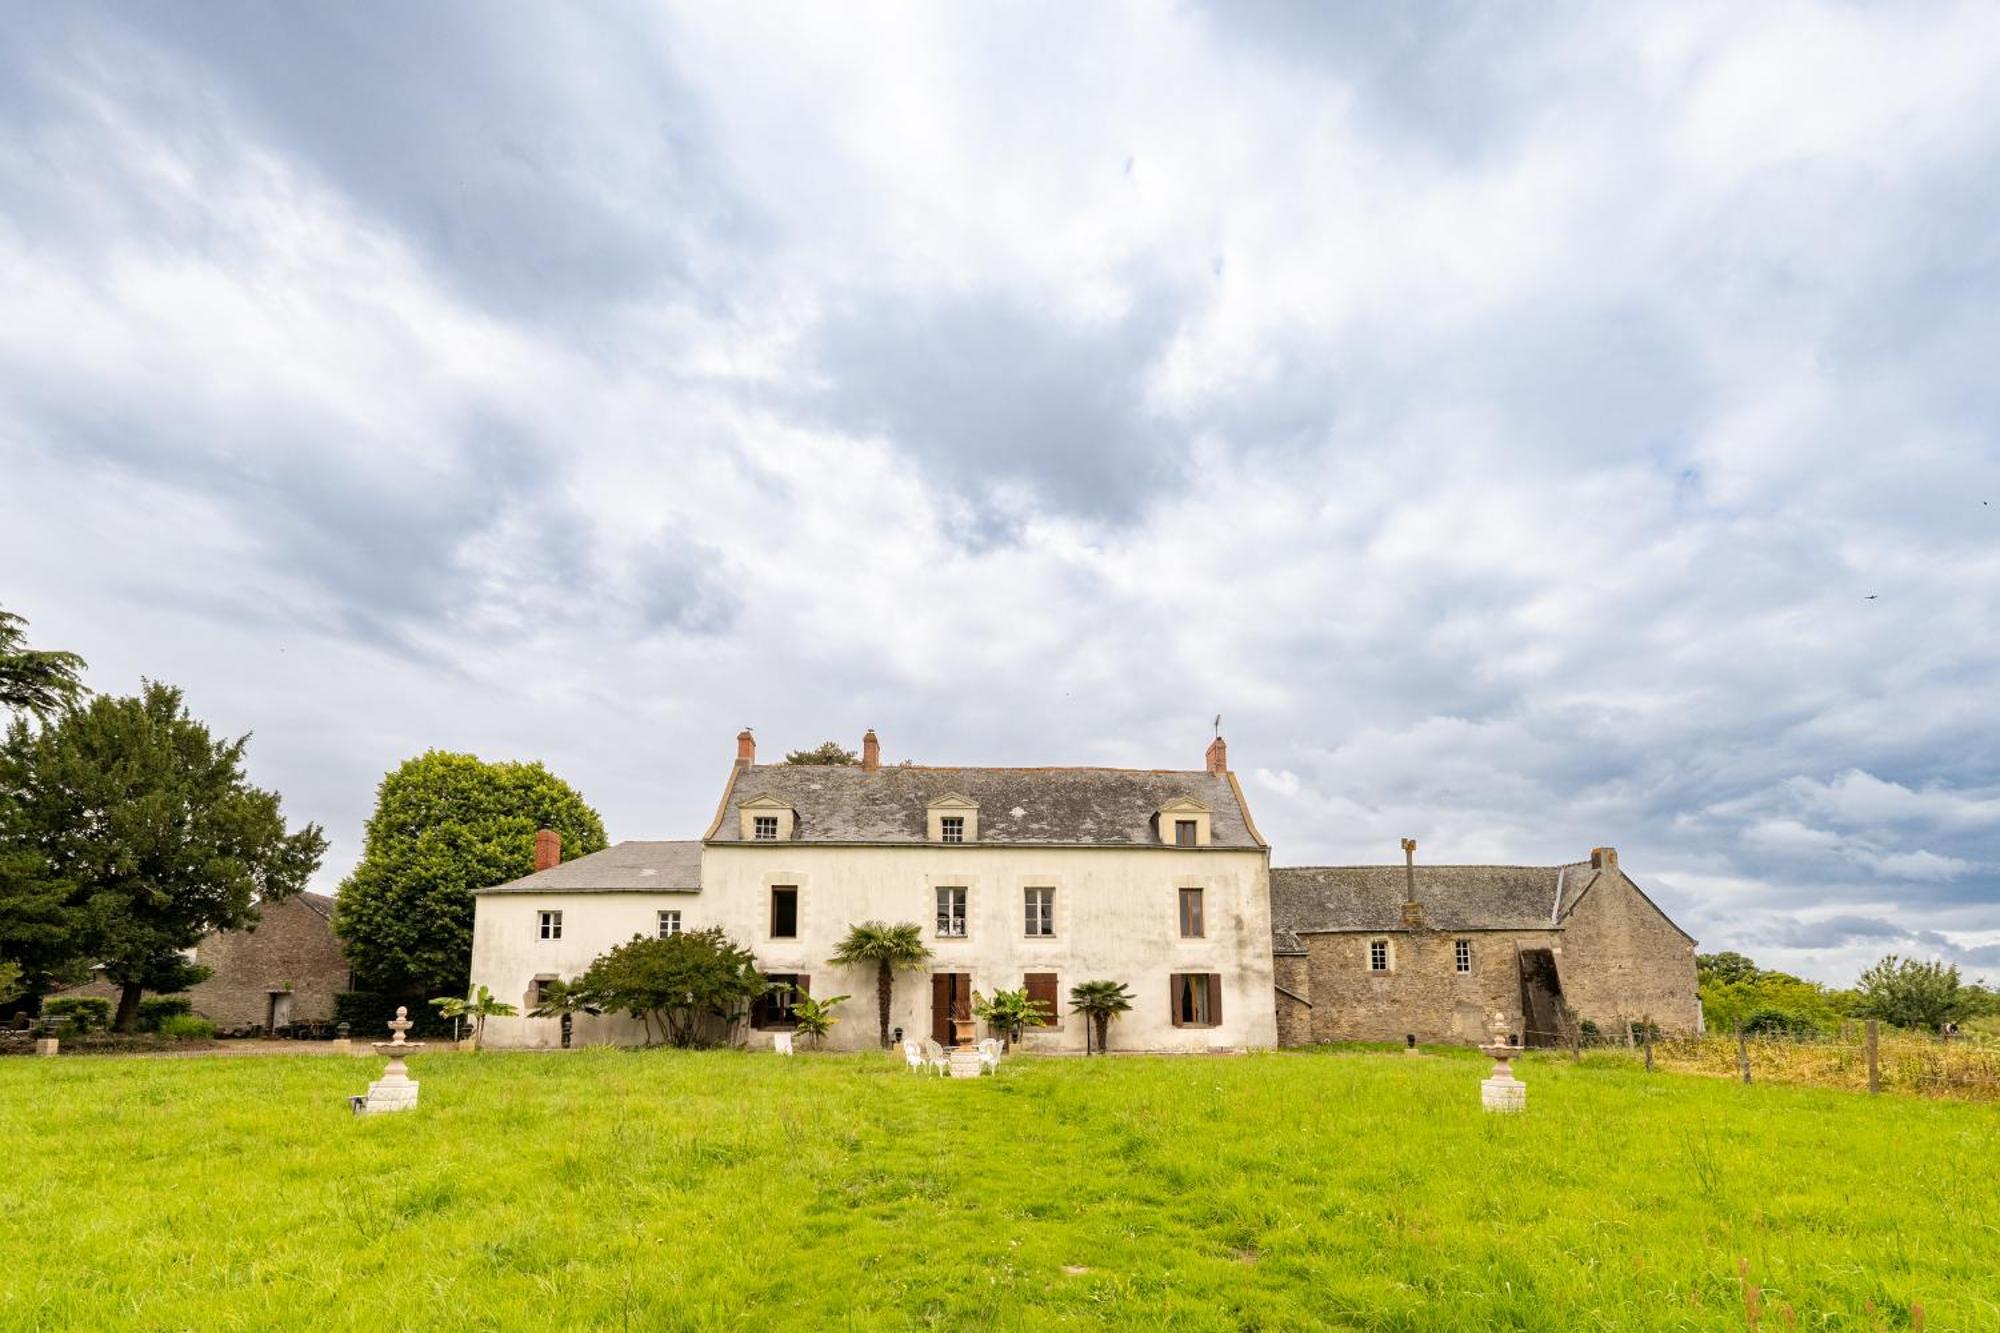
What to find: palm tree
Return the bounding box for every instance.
[526,978,601,1049]
[830,921,932,1048]
[1069,980,1135,1056]
[430,984,518,1051]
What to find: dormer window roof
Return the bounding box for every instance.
[1155,796,1212,847]
[927,794,980,844]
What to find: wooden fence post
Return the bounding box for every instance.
[1644,1030,1654,1073]
[1736,1025,1751,1084]
[1866,1019,1880,1095]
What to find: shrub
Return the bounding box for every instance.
[43,997,112,1033]
[1742,1008,1818,1039]
[137,997,194,1032]
[1577,1018,1603,1047]
[334,990,456,1039]
[158,1014,217,1041]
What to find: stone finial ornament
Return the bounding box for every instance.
[352,1005,426,1115]
[1479,1009,1526,1113]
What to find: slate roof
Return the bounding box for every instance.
[296,891,336,919]
[709,765,1265,848]
[1269,862,1597,953]
[475,841,703,894]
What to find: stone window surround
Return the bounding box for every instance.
[1367,937,1393,972]
[1176,883,1207,939]
[920,869,985,943]
[1023,885,1055,938]
[926,795,980,844]
[935,885,969,938]
[769,884,801,940]
[739,795,795,842]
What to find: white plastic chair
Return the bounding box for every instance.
[920,1037,950,1075]
[976,1038,1002,1073]
[901,1039,928,1073]
[772,1032,794,1056]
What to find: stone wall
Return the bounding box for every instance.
[1301,926,1560,1044]
[1555,870,1701,1035]
[1273,953,1312,1047]
[60,895,350,1028]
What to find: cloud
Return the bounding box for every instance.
[3,2,1998,985]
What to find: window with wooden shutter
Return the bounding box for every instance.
[1169,973,1222,1027]
[1024,972,1059,1029]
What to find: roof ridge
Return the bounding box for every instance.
[751,764,1214,775]
[1275,863,1569,871]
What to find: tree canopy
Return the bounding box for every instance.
[1854,955,1971,1030]
[577,928,768,1047]
[0,608,87,720]
[784,741,858,766]
[0,682,325,1027]
[333,751,606,998]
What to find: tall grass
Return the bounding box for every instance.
[1,1046,1992,1329]
[1642,1030,2000,1099]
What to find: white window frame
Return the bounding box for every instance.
[936,886,968,938]
[1455,939,1471,974]
[1368,938,1389,972]
[940,816,965,844]
[539,910,562,941]
[753,815,779,841]
[658,910,683,939]
[1024,887,1054,938]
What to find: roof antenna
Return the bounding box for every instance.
[1214,713,1222,738]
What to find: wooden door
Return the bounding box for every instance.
[931,973,970,1044]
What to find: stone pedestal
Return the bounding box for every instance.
[329,1038,353,1053]
[948,1048,983,1079]
[353,1006,425,1114]
[1478,1011,1526,1114]
[35,1037,58,1057]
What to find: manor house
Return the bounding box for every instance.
[469,730,1698,1051]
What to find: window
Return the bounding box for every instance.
[538,910,562,941]
[752,973,804,1029]
[1170,973,1222,1027]
[770,887,798,939]
[532,976,558,1006]
[936,886,968,937]
[753,815,779,841]
[1369,939,1389,971]
[658,910,682,939]
[940,816,965,844]
[1178,887,1205,938]
[1175,819,1198,847]
[1455,939,1471,974]
[1024,887,1054,937]
[1024,972,1060,1028]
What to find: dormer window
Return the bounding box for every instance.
[738,795,795,842]
[926,795,979,844]
[1156,797,1212,847]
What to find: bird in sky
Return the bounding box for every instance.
[1864,594,1879,600]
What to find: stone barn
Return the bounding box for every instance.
[1271,847,1698,1046]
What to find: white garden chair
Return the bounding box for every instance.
[772,1032,794,1056]
[920,1037,950,1075]
[901,1039,928,1073]
[976,1038,1002,1073]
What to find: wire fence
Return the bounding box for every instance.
[1529,1017,2000,1100]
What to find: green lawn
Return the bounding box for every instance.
[2,1046,1992,1330]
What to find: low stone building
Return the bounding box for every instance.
[62,892,351,1030]
[1271,847,1698,1046]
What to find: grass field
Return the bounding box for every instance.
[2,1046,1993,1331]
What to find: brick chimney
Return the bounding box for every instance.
[1590,846,1618,870]
[736,728,756,769]
[861,729,880,771]
[1205,733,1228,775]
[533,828,561,873]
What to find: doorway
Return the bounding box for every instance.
[930,973,971,1046]
[1516,949,1565,1047]
[266,990,293,1032]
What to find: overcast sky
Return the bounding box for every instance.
[4,3,1997,985]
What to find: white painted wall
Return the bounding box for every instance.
[472,843,1277,1052]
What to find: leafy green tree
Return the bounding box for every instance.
[0,959,21,1006]
[1,683,324,1029]
[788,990,850,1048]
[334,752,606,998]
[783,741,858,766]
[1697,952,1761,986]
[973,987,1051,1048]
[0,608,87,720]
[1854,955,1968,1030]
[829,921,933,1047]
[431,983,518,1050]
[526,977,602,1049]
[1068,979,1135,1055]
[578,928,768,1047]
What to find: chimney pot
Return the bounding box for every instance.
[533,828,561,873]
[736,729,756,768]
[1401,838,1418,904]
[1205,734,1228,775]
[1591,846,1618,870]
[861,729,880,772]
